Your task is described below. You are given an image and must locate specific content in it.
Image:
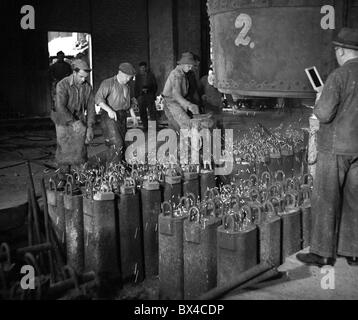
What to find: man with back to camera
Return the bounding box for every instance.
[50,51,73,109]
[297,28,358,267]
[51,59,95,183]
[95,62,138,163]
[50,51,72,83]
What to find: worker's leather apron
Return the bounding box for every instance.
[55,120,87,166]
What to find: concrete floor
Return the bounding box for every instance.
[0,128,106,210]
[224,247,358,300]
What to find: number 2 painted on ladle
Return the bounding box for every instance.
[235,13,255,48]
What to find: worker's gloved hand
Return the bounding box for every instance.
[72,120,84,133]
[315,85,324,103]
[107,109,117,121]
[85,127,94,144]
[187,104,199,115]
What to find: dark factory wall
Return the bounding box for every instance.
[39,0,91,33]
[148,0,207,93]
[348,0,358,28]
[148,0,176,94]
[0,0,204,118]
[91,0,149,91]
[0,0,149,119]
[177,0,202,61]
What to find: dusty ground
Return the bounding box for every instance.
[0,107,311,210]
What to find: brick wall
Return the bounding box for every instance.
[176,0,201,61]
[91,0,149,91]
[148,0,204,93]
[349,0,358,28]
[148,0,176,94]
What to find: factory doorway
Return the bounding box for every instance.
[47,31,93,109]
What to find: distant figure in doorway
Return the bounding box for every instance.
[134,61,158,130]
[50,51,72,109]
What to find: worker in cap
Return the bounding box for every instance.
[162,52,200,132]
[95,62,138,163]
[297,28,358,267]
[50,59,95,184]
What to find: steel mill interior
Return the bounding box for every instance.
[1,0,358,302]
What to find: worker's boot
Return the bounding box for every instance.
[346,257,358,266]
[296,252,335,267]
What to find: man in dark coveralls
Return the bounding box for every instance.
[297,28,358,267]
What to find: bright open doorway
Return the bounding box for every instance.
[47,32,93,108]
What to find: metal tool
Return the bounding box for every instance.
[116,181,144,285]
[183,206,221,299]
[300,186,312,248]
[280,192,302,262]
[141,182,161,278]
[63,182,85,274]
[158,201,188,300]
[217,209,258,287]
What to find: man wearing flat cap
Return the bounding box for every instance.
[51,59,95,180]
[297,28,358,267]
[95,62,138,162]
[162,52,200,131]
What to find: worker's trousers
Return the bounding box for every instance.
[101,110,127,163]
[138,93,156,130]
[163,99,191,131]
[310,152,358,258]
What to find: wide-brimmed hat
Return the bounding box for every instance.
[118,62,136,76]
[177,52,196,65]
[333,28,358,50]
